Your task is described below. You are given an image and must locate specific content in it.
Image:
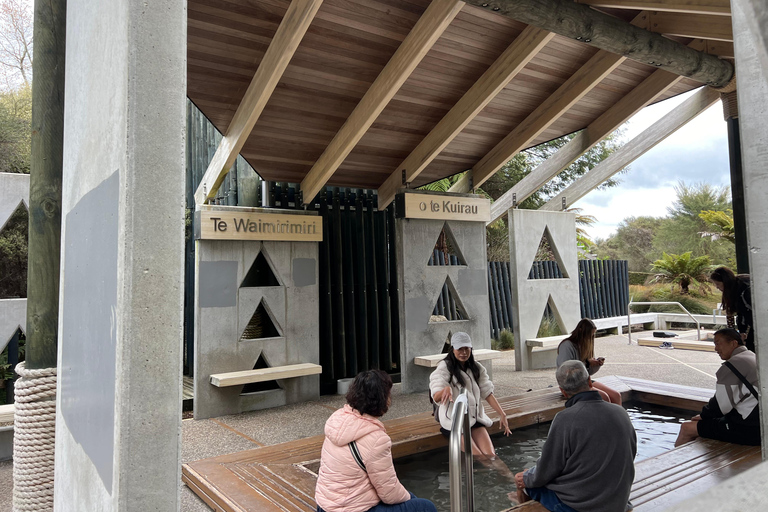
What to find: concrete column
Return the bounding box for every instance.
[54,1,186,509]
[732,0,768,459]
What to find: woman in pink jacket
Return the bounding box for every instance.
[315,370,437,512]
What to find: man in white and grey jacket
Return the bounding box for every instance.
[514,360,637,512]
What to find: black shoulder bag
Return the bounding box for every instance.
[724,361,759,400]
[348,441,367,472]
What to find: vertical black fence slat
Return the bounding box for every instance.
[353,190,369,372]
[490,262,504,334]
[365,193,380,371]
[500,262,514,331]
[494,262,509,332]
[330,189,347,380]
[488,265,499,339]
[341,190,358,377]
[318,195,336,394]
[375,205,392,372]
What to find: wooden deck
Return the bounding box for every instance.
[182,376,741,512]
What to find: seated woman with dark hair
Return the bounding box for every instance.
[315,370,437,512]
[556,318,622,404]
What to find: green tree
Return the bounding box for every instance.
[0,83,31,173]
[594,216,665,272]
[651,251,712,295]
[699,209,735,243]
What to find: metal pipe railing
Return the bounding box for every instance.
[449,388,474,512]
[627,301,700,344]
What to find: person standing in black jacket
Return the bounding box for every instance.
[711,267,754,352]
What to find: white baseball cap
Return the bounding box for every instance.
[451,332,472,350]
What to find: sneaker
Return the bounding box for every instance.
[658,341,674,349]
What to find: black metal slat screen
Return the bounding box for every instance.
[487,260,629,339]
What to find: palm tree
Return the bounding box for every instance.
[651,252,712,294]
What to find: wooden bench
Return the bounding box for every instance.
[209,363,322,387]
[413,348,502,368]
[638,337,715,352]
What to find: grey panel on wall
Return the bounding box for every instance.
[292,258,316,287]
[60,171,119,493]
[199,261,238,307]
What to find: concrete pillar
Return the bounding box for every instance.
[54,1,185,509]
[732,0,768,459]
[508,210,581,371]
[395,194,491,393]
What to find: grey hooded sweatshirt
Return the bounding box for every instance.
[523,390,637,512]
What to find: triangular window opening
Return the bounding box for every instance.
[240,300,281,340]
[529,227,567,279]
[241,251,280,288]
[429,277,469,322]
[536,296,566,338]
[427,223,467,266]
[0,202,29,299]
[240,354,281,394]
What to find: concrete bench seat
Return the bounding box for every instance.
[0,403,13,423]
[413,348,502,368]
[526,334,569,349]
[209,363,322,387]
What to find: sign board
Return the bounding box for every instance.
[397,192,490,222]
[195,209,322,241]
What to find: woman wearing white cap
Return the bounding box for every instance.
[429,332,511,458]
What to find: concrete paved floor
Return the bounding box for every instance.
[0,330,722,511]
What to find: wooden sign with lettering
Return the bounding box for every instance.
[397,192,490,222]
[195,208,322,241]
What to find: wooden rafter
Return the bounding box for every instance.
[449,48,626,193]
[487,68,683,223]
[650,12,733,41]
[539,86,720,211]
[298,0,463,205]
[376,25,554,209]
[193,0,323,205]
[575,0,731,16]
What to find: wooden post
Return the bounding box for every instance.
[26,0,66,369]
[463,0,734,88]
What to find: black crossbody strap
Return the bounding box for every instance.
[724,361,759,400]
[348,441,367,473]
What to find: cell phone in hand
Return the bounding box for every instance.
[597,357,605,362]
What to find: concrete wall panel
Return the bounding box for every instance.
[0,172,29,232]
[397,216,490,393]
[194,229,319,420]
[509,210,581,371]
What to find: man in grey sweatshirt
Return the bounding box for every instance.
[514,360,637,512]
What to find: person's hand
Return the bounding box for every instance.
[514,471,526,490]
[439,386,452,405]
[500,415,512,436]
[692,414,702,421]
[742,332,748,341]
[588,357,604,367]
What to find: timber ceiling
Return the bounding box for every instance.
[186,0,733,199]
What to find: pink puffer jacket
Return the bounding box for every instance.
[315,405,410,512]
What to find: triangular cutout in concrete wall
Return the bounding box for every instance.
[429,276,468,322]
[537,295,567,337]
[0,199,28,234]
[427,223,467,266]
[240,353,281,394]
[529,226,568,278]
[240,300,282,340]
[241,249,281,287]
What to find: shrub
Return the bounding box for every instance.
[629,284,711,315]
[494,329,514,350]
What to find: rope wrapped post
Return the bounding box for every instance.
[13,362,57,512]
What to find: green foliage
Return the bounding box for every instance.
[651,251,712,295]
[699,209,735,243]
[594,216,664,272]
[629,284,712,315]
[491,329,515,351]
[537,313,564,337]
[0,202,28,298]
[0,84,31,173]
[628,272,652,286]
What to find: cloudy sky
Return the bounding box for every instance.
[570,89,731,241]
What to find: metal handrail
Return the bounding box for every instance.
[627,301,700,344]
[449,389,474,512]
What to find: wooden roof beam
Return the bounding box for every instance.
[649,12,733,42]
[575,0,731,16]
[299,0,464,205]
[376,25,555,209]
[539,86,720,211]
[462,0,734,87]
[487,67,683,223]
[450,43,628,193]
[194,0,323,206]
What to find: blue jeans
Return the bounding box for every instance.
[526,486,580,512]
[317,493,437,512]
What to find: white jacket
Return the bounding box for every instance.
[429,359,494,431]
